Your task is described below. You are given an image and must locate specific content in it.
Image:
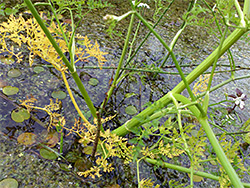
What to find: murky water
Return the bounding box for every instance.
[1,0,250,187]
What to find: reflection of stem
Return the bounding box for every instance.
[61,71,90,125]
[91,111,101,159]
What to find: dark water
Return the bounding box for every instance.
[1,0,250,187]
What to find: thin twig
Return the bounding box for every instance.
[91,111,101,159]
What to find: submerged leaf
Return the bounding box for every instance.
[17,132,37,146]
[65,151,80,163]
[44,131,59,147]
[74,158,92,171]
[88,78,99,86]
[83,146,93,155]
[51,90,67,99]
[125,105,138,115]
[7,69,21,78]
[59,163,71,172]
[33,66,45,74]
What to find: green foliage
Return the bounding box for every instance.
[0,3,19,16]
[216,0,241,26]
[2,0,249,186]
[217,133,247,187]
[51,0,113,18]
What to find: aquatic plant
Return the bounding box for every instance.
[1,0,250,187]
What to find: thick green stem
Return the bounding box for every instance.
[173,94,244,188]
[112,28,246,136]
[71,72,97,117]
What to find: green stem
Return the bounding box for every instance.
[24,0,73,72]
[24,0,97,118]
[196,74,250,99]
[144,158,250,187]
[134,10,206,116]
[124,0,174,68]
[71,71,97,118]
[207,26,228,91]
[172,94,244,188]
[100,13,135,111]
[112,28,246,136]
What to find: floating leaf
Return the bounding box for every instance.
[33,66,45,74]
[20,108,30,119]
[0,57,15,65]
[88,78,99,86]
[0,178,18,188]
[17,132,37,146]
[125,105,138,115]
[44,131,59,147]
[3,86,19,95]
[11,108,30,123]
[40,148,57,160]
[7,69,21,78]
[51,90,66,99]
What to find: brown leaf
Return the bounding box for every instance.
[17,132,37,146]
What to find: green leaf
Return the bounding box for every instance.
[0,10,5,16]
[0,3,6,9]
[5,8,18,15]
[244,132,250,144]
[0,57,15,64]
[125,93,136,99]
[125,105,138,115]
[11,108,30,123]
[3,86,19,95]
[7,69,22,78]
[129,138,138,144]
[40,148,58,160]
[33,66,45,74]
[51,90,66,99]
[88,78,99,86]
[0,178,18,188]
